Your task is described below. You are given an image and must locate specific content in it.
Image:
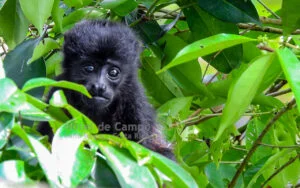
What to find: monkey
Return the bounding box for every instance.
[38,20,174,159]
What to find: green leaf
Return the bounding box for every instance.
[158,34,212,97]
[28,38,59,64]
[0,78,18,103]
[92,157,120,187]
[98,142,157,188]
[45,52,63,76]
[28,136,59,187]
[0,0,7,9]
[49,90,98,134]
[140,57,179,105]
[52,118,95,187]
[245,117,273,163]
[197,0,260,24]
[51,0,64,32]
[22,78,91,98]
[158,97,192,140]
[0,112,14,149]
[281,0,300,35]
[128,142,198,188]
[247,149,292,188]
[3,39,46,94]
[112,0,138,16]
[129,18,164,44]
[100,0,129,9]
[64,0,93,8]
[277,48,300,112]
[0,80,52,121]
[257,56,282,94]
[19,0,54,34]
[158,34,256,73]
[157,97,193,118]
[180,4,243,73]
[0,0,29,49]
[61,7,106,32]
[215,54,275,140]
[0,160,31,183]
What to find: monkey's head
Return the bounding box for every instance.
[61,20,142,108]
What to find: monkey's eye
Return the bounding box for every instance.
[107,67,120,79]
[84,65,95,73]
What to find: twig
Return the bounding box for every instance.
[259,17,281,25]
[239,24,257,35]
[256,44,274,52]
[146,0,160,17]
[257,0,280,19]
[266,80,287,94]
[238,23,300,35]
[1,43,7,54]
[137,134,157,143]
[282,42,300,50]
[178,111,274,128]
[267,88,292,97]
[202,50,222,82]
[231,146,248,152]
[220,161,242,164]
[259,142,300,149]
[205,72,219,85]
[261,154,300,187]
[228,98,296,188]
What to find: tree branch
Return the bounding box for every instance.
[238,23,300,35]
[228,98,296,188]
[267,88,292,97]
[261,154,300,187]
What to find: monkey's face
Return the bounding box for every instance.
[69,59,126,108]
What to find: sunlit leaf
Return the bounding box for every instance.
[51,0,63,32]
[100,0,129,9]
[64,0,93,8]
[28,136,59,187]
[0,0,28,49]
[49,91,98,134]
[247,149,292,188]
[215,54,275,140]
[0,160,31,183]
[19,0,54,34]
[127,142,198,188]
[0,112,14,149]
[277,48,300,112]
[281,0,300,35]
[158,34,256,73]
[52,118,95,187]
[98,141,157,188]
[22,78,91,98]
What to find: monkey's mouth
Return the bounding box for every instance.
[93,96,109,101]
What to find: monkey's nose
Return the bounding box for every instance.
[90,83,106,96]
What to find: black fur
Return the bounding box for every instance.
[39,20,173,158]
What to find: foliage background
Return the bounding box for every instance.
[0,0,300,187]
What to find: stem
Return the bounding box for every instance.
[257,0,280,19]
[259,17,281,25]
[267,88,292,97]
[259,142,300,149]
[228,98,296,188]
[238,23,300,35]
[261,154,300,187]
[146,0,160,17]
